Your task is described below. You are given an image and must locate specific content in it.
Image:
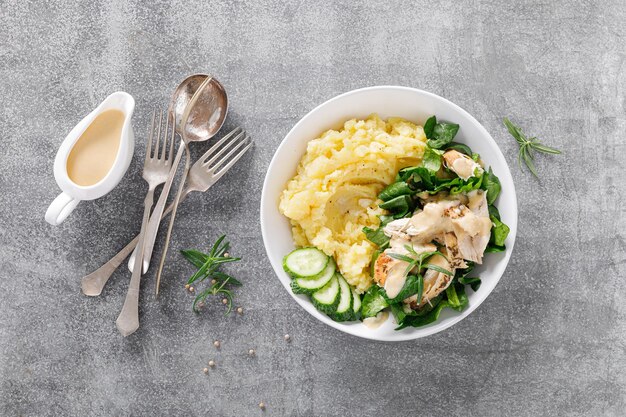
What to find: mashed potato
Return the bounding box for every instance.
[279,114,427,293]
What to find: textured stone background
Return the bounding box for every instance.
[1,0,624,416]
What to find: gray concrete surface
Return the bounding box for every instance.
[1,0,624,416]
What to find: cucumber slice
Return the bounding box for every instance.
[311,274,340,314]
[331,274,353,322]
[291,259,336,295]
[351,288,362,320]
[283,248,329,278]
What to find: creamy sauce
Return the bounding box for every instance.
[467,189,488,217]
[451,155,483,180]
[363,311,389,329]
[67,109,125,186]
[383,261,409,299]
[408,200,457,238]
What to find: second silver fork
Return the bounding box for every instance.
[115,110,175,337]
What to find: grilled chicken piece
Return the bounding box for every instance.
[373,253,396,286]
[467,189,489,217]
[449,190,491,264]
[374,239,438,298]
[403,249,455,308]
[405,199,461,241]
[443,150,483,180]
[383,218,417,240]
[442,233,468,270]
[373,253,409,298]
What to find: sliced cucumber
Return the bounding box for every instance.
[331,274,353,321]
[283,248,329,278]
[351,288,362,320]
[291,259,336,295]
[311,274,340,314]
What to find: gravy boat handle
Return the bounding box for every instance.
[45,192,80,225]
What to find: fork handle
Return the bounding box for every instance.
[128,142,186,274]
[155,144,191,297]
[80,188,192,297]
[115,189,154,337]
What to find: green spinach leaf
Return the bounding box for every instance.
[379,182,413,201]
[485,244,506,253]
[389,302,410,325]
[361,286,389,318]
[370,249,382,277]
[422,147,443,172]
[448,175,483,194]
[490,214,510,247]
[379,195,413,218]
[458,275,481,292]
[428,122,460,149]
[488,204,501,221]
[446,284,468,311]
[423,115,436,138]
[395,299,450,329]
[455,262,481,292]
[481,167,502,205]
[363,226,390,249]
[444,142,473,156]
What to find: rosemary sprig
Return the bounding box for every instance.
[503,118,561,177]
[180,235,242,314]
[387,245,449,277]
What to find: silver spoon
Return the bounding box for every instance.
[128,75,228,275]
[154,74,228,296]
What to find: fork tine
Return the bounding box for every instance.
[211,137,252,181]
[146,110,156,162]
[160,110,169,160]
[199,127,244,164]
[210,135,250,172]
[154,110,163,159]
[168,112,175,161]
[203,131,247,167]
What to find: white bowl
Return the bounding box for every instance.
[260,86,517,341]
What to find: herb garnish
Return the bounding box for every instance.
[180,235,242,313]
[388,245,450,277]
[503,118,561,177]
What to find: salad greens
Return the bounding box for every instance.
[360,285,389,318]
[360,115,511,329]
[424,115,460,149]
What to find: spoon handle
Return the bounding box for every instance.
[80,188,192,297]
[115,188,154,337]
[154,144,191,297]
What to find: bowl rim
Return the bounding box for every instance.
[260,85,518,341]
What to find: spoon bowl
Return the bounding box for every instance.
[169,74,228,143]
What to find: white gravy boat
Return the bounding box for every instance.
[45,92,135,225]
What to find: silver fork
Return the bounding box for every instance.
[80,127,252,297]
[115,110,175,337]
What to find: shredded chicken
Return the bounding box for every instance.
[373,189,492,307]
